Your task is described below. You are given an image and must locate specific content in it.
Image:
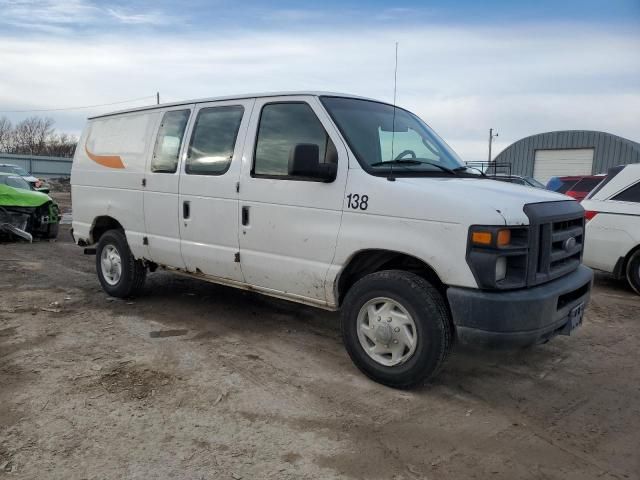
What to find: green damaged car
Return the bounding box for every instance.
[0,173,60,242]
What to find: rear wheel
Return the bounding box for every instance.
[626,249,640,295]
[341,270,452,389]
[96,229,146,298]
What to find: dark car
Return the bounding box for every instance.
[546,175,605,201]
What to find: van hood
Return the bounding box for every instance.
[394,176,572,225]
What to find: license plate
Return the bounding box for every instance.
[568,302,585,332]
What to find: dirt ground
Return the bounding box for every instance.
[1,191,639,480]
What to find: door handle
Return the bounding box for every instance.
[183,201,190,219]
[241,206,249,226]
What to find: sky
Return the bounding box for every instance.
[0,0,639,161]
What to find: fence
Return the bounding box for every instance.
[0,153,72,178]
[465,161,512,177]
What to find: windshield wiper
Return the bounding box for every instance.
[370,159,457,175]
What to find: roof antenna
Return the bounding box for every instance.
[388,42,399,182]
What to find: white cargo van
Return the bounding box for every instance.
[71,92,593,388]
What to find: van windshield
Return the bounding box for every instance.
[321,96,466,176]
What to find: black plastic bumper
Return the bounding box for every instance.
[447,265,593,349]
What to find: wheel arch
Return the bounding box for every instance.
[335,249,447,306]
[622,243,640,276]
[90,215,124,244]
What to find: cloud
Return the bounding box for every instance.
[106,8,170,25]
[0,0,98,32]
[0,0,169,31]
[0,20,638,160]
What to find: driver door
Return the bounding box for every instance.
[237,96,349,304]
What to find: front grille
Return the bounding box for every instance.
[549,218,583,271]
[524,201,585,287]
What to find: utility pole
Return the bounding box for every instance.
[488,128,499,163]
[156,92,160,105]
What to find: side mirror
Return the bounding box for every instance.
[288,144,337,182]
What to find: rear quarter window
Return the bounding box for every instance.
[86,112,157,168]
[586,166,623,199]
[612,181,640,203]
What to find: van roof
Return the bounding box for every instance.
[88,91,379,120]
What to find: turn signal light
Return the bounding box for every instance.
[472,229,512,247]
[471,231,493,245]
[584,210,598,222]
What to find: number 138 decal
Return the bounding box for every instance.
[346,193,369,211]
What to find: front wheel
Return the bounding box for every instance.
[341,270,452,389]
[626,249,640,295]
[96,229,146,298]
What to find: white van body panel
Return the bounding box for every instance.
[71,110,160,258]
[328,170,570,295]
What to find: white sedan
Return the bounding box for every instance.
[583,164,640,294]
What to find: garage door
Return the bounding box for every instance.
[533,149,594,184]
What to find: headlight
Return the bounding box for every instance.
[467,225,529,289]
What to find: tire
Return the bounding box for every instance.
[96,229,146,298]
[626,249,640,295]
[45,222,59,239]
[341,270,452,389]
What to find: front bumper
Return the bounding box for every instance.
[447,265,593,348]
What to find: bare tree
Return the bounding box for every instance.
[12,117,55,155]
[46,132,78,157]
[0,116,76,157]
[0,117,12,153]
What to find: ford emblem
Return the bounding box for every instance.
[563,237,577,252]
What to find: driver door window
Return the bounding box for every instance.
[252,102,337,178]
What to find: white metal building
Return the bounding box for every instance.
[494,131,640,184]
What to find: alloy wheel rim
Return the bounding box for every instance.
[356,297,418,367]
[100,244,122,286]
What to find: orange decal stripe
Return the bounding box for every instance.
[85,145,125,169]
